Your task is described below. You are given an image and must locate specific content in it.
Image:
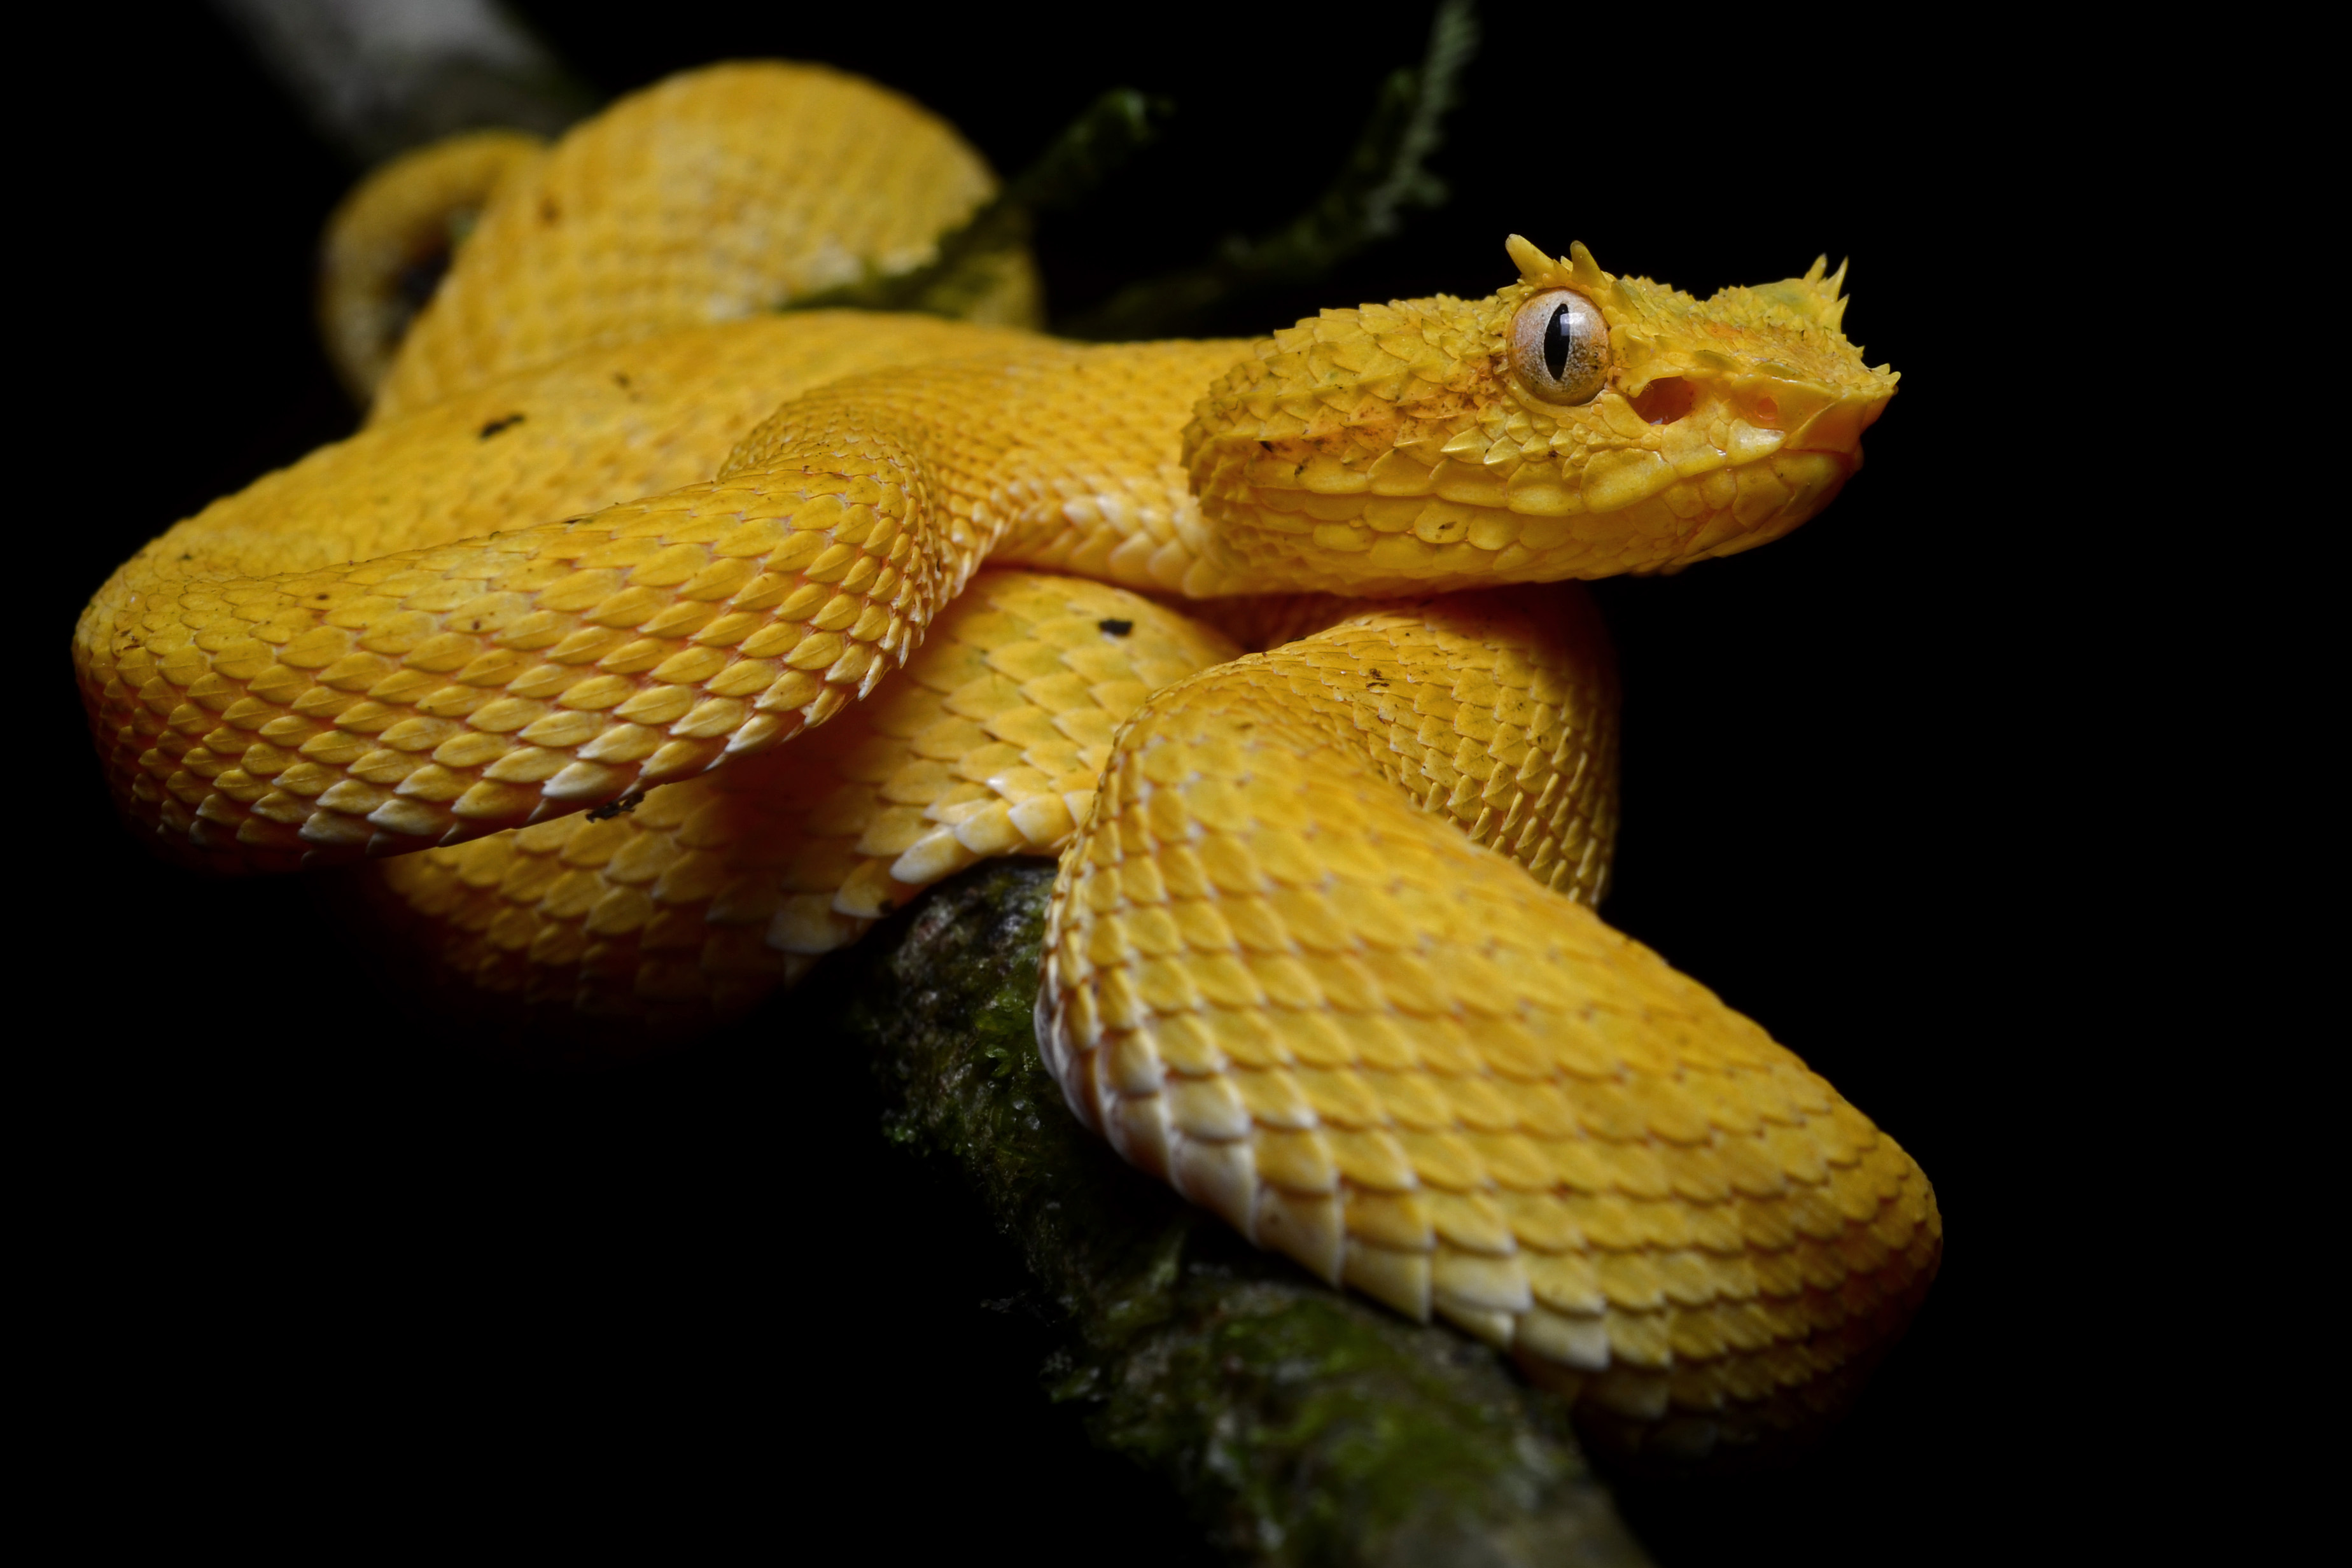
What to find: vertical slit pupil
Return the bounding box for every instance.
[1544,304,1575,380]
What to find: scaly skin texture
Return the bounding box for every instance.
[69,62,1931,1449]
[74,311,1041,870]
[1184,235,1895,594]
[372,570,1244,1037]
[1039,594,1931,1447]
[368,573,1616,1050]
[316,129,546,405]
[372,62,1042,421]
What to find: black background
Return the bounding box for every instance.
[23,3,2162,1559]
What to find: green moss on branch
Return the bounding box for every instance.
[832,860,1648,1567]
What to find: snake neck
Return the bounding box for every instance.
[720,337,1263,601]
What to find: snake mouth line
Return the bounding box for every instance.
[1775,391,1889,468]
[1777,442,1863,477]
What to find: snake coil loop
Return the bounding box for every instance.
[73,60,1928,1457]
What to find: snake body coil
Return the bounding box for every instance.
[74,62,1934,1455]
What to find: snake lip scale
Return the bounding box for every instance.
[73,60,1933,1460]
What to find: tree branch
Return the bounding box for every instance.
[834,861,1649,1567]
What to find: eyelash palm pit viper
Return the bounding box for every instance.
[73,63,1938,1459]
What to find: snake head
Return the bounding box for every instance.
[1182,237,1898,594]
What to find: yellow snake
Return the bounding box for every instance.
[73,63,1936,1453]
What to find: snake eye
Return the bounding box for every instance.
[1511,288,1609,404]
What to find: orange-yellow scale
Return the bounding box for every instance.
[72,61,1935,1453]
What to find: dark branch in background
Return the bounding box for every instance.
[783,88,1169,318]
[837,862,1649,1568]
[212,0,595,165]
[785,0,1479,338]
[1058,0,1480,340]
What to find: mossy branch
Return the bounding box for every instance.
[783,1,1480,340]
[832,860,1648,1567]
[1056,0,1481,340]
[782,87,1166,318]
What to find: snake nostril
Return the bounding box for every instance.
[1628,377,1695,425]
